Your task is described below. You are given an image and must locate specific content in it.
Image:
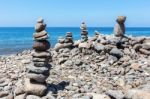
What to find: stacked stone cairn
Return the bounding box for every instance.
[80,22,88,42]
[78,22,92,51]
[25,18,51,96]
[54,32,73,51]
[113,16,127,48]
[114,16,126,37]
[91,31,100,41]
[65,32,73,44]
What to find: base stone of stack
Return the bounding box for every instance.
[79,42,91,49]
[54,43,73,51]
[24,78,47,96]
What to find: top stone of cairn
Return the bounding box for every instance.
[117,16,126,23]
[35,17,46,32]
[80,22,87,30]
[37,17,44,23]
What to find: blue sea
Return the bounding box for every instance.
[0,27,150,55]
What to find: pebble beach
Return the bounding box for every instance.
[0,17,150,99]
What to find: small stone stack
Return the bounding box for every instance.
[114,16,126,37]
[25,18,51,96]
[65,32,73,44]
[80,22,88,42]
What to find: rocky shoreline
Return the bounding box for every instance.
[0,17,150,99]
[0,35,150,99]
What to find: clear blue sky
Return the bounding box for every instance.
[0,0,150,27]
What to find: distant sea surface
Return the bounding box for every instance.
[0,27,150,55]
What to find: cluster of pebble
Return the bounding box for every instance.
[25,18,51,96]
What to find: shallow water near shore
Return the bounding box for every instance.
[0,27,150,55]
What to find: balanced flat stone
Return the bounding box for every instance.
[33,30,48,38]
[27,73,47,83]
[32,51,51,58]
[26,65,49,74]
[33,61,48,67]
[32,57,49,62]
[34,34,48,41]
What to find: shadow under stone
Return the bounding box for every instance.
[47,81,70,95]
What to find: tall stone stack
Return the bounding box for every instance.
[25,18,51,96]
[114,16,126,37]
[80,22,88,42]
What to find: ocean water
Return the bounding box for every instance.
[0,27,150,55]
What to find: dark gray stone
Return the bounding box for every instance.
[27,73,47,83]
[110,48,123,59]
[27,65,49,74]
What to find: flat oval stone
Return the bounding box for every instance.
[32,51,51,58]
[32,57,49,62]
[34,35,49,41]
[33,61,48,67]
[33,30,48,38]
[27,73,47,83]
[33,40,50,51]
[26,65,49,74]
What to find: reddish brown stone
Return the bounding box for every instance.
[33,40,50,51]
